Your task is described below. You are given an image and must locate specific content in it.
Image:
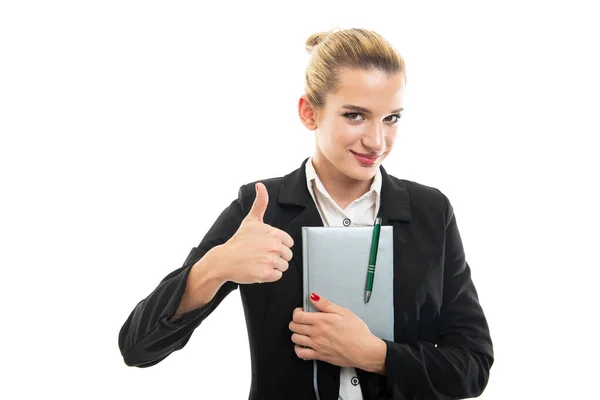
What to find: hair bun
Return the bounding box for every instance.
[305,28,341,55]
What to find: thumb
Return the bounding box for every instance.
[246,182,269,222]
[310,292,344,314]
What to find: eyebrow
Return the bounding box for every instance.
[341,104,404,114]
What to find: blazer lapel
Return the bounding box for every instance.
[277,157,324,276]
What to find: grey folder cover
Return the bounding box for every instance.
[302,226,394,341]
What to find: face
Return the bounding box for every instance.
[299,67,406,183]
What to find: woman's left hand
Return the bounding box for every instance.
[289,292,387,372]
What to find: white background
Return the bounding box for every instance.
[1,1,598,399]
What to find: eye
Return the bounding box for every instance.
[343,112,364,121]
[343,112,403,123]
[385,113,403,123]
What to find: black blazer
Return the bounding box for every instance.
[119,157,494,399]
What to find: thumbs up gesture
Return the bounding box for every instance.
[221,182,295,284]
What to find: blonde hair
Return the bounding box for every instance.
[304,27,406,111]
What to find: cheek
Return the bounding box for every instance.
[331,122,363,146]
[317,120,366,154]
[385,129,398,146]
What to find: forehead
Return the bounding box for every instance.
[327,67,405,110]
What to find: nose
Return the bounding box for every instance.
[362,122,386,152]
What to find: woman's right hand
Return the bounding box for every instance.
[173,182,294,317]
[218,182,294,284]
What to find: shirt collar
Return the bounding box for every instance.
[305,156,382,202]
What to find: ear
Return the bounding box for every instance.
[298,95,318,131]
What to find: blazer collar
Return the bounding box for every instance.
[278,157,412,223]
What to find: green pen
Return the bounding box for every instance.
[365,217,382,303]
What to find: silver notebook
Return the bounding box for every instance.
[302,226,394,341]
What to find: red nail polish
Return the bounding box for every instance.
[310,292,320,301]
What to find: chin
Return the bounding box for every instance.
[342,161,379,181]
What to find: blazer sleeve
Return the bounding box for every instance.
[118,185,250,368]
[382,191,494,399]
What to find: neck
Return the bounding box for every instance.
[311,155,374,209]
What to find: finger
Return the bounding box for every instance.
[272,256,289,273]
[310,293,345,315]
[263,267,283,283]
[289,321,312,336]
[246,182,269,222]
[292,307,317,325]
[271,228,294,248]
[291,333,312,347]
[294,345,318,361]
[276,244,293,262]
[282,231,294,248]
[266,240,292,262]
[292,307,302,321]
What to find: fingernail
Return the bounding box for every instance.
[310,292,320,301]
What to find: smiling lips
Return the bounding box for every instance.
[351,151,381,166]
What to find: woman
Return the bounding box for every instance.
[118,28,494,399]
